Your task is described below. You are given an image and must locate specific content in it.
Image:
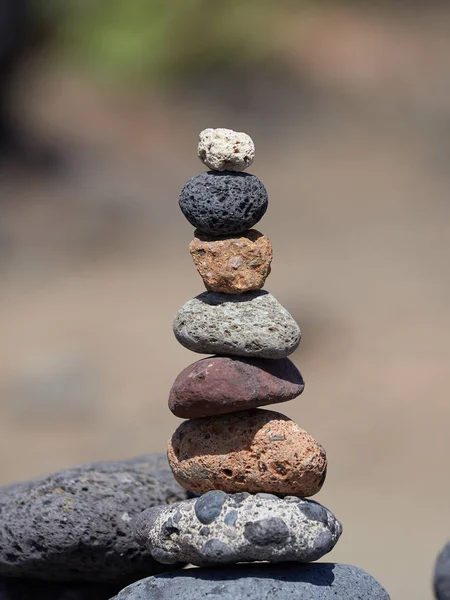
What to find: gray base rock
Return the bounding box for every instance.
[0,454,188,584]
[435,541,450,600]
[135,491,342,566]
[111,563,390,599]
[173,291,301,359]
[0,579,119,600]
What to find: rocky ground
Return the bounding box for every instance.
[0,5,449,599]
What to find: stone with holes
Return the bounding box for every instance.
[197,128,255,172]
[168,356,304,418]
[189,229,272,294]
[179,171,268,236]
[0,579,121,600]
[111,563,390,599]
[0,454,188,584]
[134,491,341,566]
[167,408,327,496]
[173,291,300,359]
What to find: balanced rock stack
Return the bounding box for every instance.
[117,129,390,599]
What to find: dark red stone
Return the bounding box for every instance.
[168,356,304,418]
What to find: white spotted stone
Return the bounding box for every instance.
[134,491,342,566]
[198,128,255,172]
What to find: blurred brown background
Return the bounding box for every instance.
[0,2,449,598]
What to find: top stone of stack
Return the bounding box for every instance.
[198,128,255,172]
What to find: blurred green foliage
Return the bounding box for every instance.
[49,1,281,86]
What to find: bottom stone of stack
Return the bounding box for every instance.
[111,563,391,599]
[135,491,342,566]
[0,578,121,600]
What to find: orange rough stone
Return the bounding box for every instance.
[167,409,327,497]
[189,229,272,294]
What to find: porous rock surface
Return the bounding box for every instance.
[167,408,327,496]
[168,356,304,418]
[179,171,268,236]
[198,128,255,172]
[0,454,188,584]
[189,229,272,294]
[173,291,301,359]
[135,491,341,566]
[111,563,391,599]
[435,541,450,600]
[0,579,120,600]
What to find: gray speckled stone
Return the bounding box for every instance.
[179,171,268,236]
[134,492,341,566]
[173,291,301,359]
[435,541,450,600]
[111,563,391,599]
[0,579,120,600]
[0,454,188,584]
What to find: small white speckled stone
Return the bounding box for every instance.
[198,128,255,172]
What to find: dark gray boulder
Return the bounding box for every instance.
[0,454,188,585]
[110,562,390,599]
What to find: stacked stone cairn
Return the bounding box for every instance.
[123,128,391,599]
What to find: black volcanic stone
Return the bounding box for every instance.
[111,563,391,599]
[435,541,450,600]
[0,454,188,585]
[179,171,268,235]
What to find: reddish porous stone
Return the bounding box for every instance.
[167,409,327,497]
[189,230,272,294]
[168,356,304,418]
